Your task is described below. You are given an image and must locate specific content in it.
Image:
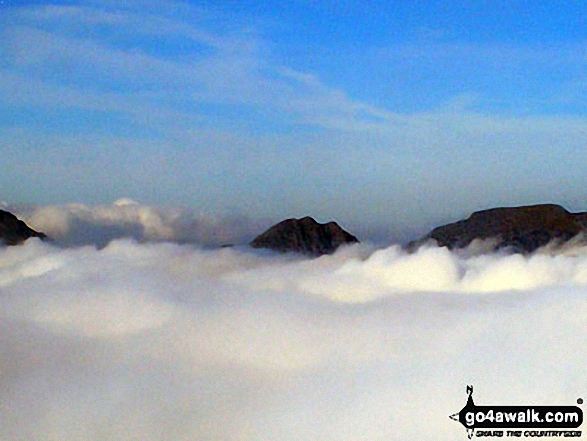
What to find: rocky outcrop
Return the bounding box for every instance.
[0,209,47,245]
[250,216,359,255]
[412,204,587,253]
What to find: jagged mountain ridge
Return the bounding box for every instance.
[250,216,359,255]
[0,209,47,245]
[5,202,587,255]
[412,204,587,253]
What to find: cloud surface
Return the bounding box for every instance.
[1,237,586,440]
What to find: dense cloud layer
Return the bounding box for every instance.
[9,199,264,247]
[1,238,586,440]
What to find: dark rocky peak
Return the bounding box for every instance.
[412,204,587,253]
[250,216,359,256]
[0,209,47,246]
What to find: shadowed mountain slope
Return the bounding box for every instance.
[412,204,587,253]
[250,216,359,255]
[0,209,47,245]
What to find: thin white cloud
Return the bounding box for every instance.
[1,1,587,240]
[0,2,411,134]
[2,1,586,138]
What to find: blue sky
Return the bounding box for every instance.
[1,0,586,242]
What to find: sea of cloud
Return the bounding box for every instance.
[2,221,587,440]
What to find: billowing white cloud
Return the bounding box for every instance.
[10,200,264,247]
[1,238,587,440]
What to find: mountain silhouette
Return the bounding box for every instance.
[411,204,587,253]
[250,216,359,255]
[0,209,47,245]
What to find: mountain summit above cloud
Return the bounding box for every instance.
[412,204,587,253]
[0,210,46,245]
[250,216,359,255]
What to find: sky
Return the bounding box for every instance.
[1,0,587,243]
